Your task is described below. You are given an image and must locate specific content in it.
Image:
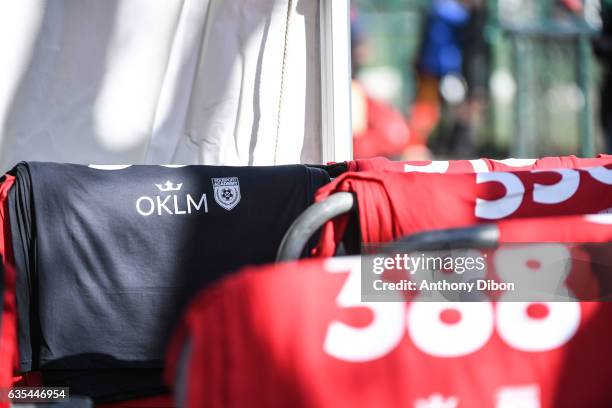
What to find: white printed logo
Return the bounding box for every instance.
[496,385,540,408]
[414,394,459,408]
[212,177,241,211]
[136,180,208,216]
[155,180,183,192]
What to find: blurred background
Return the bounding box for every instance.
[350,0,612,160]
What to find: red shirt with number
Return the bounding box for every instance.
[314,166,612,257]
[166,215,612,408]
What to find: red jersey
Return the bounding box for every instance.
[346,155,612,173]
[315,167,612,257]
[167,215,612,408]
[0,175,16,408]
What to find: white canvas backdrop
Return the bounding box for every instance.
[0,0,322,172]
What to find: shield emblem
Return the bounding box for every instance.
[212,177,241,211]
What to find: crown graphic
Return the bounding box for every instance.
[155,180,183,192]
[414,394,459,408]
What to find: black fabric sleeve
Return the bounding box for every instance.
[8,162,39,372]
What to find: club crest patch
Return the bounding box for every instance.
[212,177,241,211]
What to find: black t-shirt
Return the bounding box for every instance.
[9,162,329,401]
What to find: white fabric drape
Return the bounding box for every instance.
[0,0,321,172]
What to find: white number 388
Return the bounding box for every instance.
[323,254,581,363]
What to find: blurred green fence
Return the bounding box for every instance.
[493,0,600,157]
[353,0,426,111]
[353,0,603,157]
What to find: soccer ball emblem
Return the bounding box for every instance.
[212,177,241,211]
[221,188,234,202]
